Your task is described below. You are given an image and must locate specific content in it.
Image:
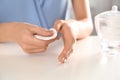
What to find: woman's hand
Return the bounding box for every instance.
[54,20,76,64]
[0,22,56,53]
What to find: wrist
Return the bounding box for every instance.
[53,20,65,32]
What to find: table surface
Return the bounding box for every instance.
[0,36,120,80]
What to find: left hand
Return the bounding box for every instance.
[54,20,76,64]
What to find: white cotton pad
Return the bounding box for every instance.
[34,28,57,40]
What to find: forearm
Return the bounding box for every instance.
[0,22,17,42]
[72,0,93,39]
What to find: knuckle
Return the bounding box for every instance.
[23,49,33,54]
[23,49,29,53]
[22,45,30,52]
[56,20,64,24]
[40,48,47,52]
[21,35,27,43]
[41,41,48,47]
[72,38,76,44]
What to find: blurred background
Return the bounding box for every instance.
[89,0,120,35]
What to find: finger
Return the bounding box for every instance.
[58,32,74,64]
[58,38,74,63]
[30,26,53,37]
[45,37,59,44]
[26,35,57,49]
[58,47,73,64]
[65,48,73,58]
[27,36,49,48]
[30,35,58,48]
[26,48,47,54]
[19,41,48,52]
[20,35,48,48]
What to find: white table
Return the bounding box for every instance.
[0,36,120,80]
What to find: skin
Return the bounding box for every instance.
[0,22,56,53]
[0,0,93,63]
[54,0,93,63]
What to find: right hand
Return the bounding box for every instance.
[0,22,56,53]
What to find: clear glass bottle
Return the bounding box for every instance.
[95,5,120,55]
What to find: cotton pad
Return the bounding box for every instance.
[34,28,57,40]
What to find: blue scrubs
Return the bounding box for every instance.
[0,0,67,29]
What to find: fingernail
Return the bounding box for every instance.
[46,30,53,36]
[62,57,67,63]
[64,58,67,63]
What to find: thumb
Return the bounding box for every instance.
[31,26,53,37]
